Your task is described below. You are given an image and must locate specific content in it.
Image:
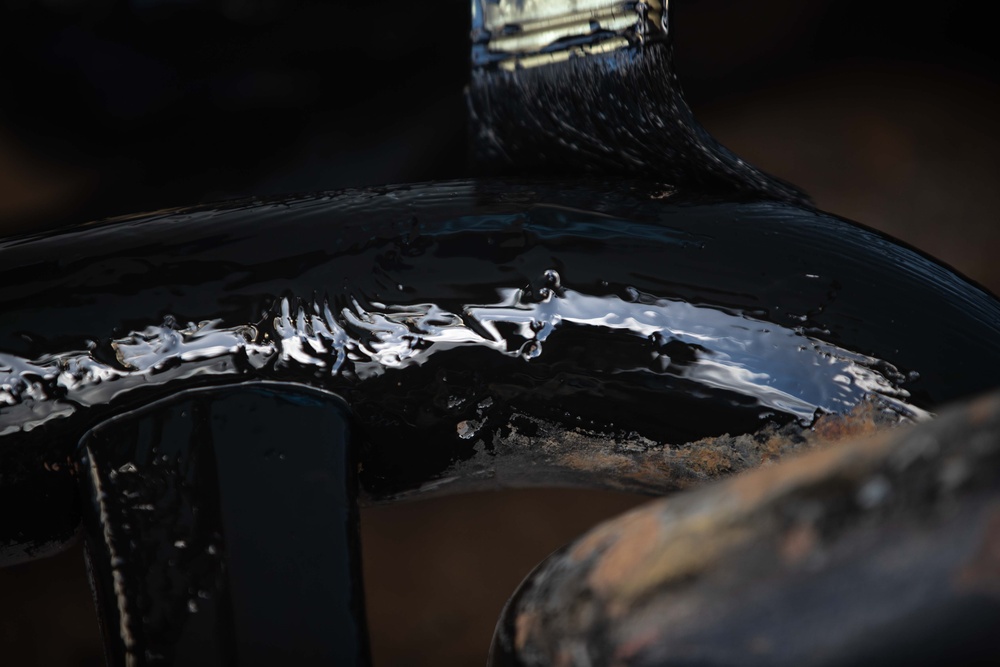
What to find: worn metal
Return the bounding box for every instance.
[400,397,909,499]
[493,389,1000,666]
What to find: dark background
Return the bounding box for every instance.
[1,1,999,664]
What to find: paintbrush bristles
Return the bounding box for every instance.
[468,39,808,205]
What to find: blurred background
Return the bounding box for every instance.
[1,0,998,664]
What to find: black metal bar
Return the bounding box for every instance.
[78,382,368,666]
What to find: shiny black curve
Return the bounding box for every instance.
[2,178,999,563]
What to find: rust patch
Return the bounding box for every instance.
[516,402,912,608]
[567,411,906,607]
[553,399,905,497]
[403,398,910,504]
[499,389,1000,665]
[672,440,742,477]
[559,450,637,477]
[810,399,887,441]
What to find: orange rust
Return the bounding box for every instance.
[624,458,679,485]
[673,401,898,487]
[810,400,886,442]
[540,403,910,608]
[559,450,636,476]
[605,418,921,605]
[459,403,911,618]
[956,502,1000,594]
[673,443,739,477]
[563,417,908,608]
[502,400,905,500]
[502,391,1000,666]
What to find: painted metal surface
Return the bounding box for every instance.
[4,180,998,566]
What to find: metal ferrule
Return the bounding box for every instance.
[472,0,666,70]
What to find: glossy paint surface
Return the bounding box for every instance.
[79,383,367,666]
[2,179,999,560]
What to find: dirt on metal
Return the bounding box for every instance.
[493,390,1000,667]
[485,398,904,497]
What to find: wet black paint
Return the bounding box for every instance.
[2,179,1000,562]
[468,41,807,205]
[79,383,367,666]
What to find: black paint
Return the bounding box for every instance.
[2,179,1000,563]
[78,383,368,666]
[468,40,808,205]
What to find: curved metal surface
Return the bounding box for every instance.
[2,178,1000,563]
[79,382,368,667]
[491,389,1000,666]
[2,2,997,666]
